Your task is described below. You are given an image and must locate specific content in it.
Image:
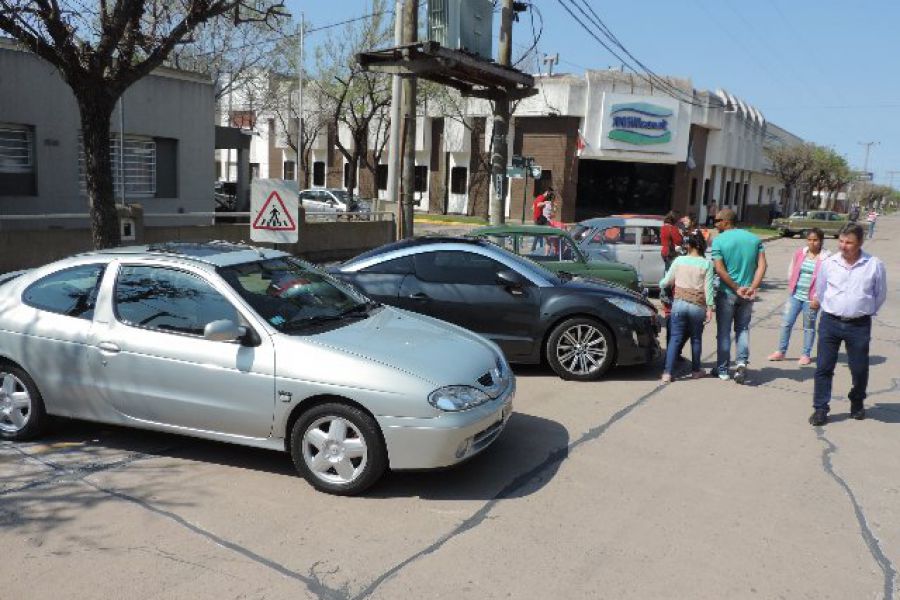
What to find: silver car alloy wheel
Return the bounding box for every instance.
[0,371,32,434]
[302,415,368,485]
[555,323,608,376]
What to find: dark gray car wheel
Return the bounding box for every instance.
[290,402,387,496]
[546,317,615,381]
[0,365,48,441]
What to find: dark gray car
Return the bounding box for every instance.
[333,238,661,381]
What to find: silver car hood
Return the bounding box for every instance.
[293,306,500,388]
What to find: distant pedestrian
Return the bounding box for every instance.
[532,189,554,226]
[849,204,860,222]
[531,189,554,251]
[767,228,829,365]
[711,208,768,384]
[808,223,887,426]
[706,201,718,226]
[659,232,715,383]
[661,211,684,273]
[866,209,878,239]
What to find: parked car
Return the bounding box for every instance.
[570,217,671,290]
[0,242,513,495]
[467,224,644,294]
[299,188,372,213]
[331,237,660,381]
[772,210,847,238]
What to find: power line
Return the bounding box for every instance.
[186,9,394,59]
[553,0,708,108]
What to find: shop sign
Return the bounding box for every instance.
[608,102,673,145]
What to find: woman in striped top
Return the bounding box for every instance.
[767,227,828,365]
[659,232,715,383]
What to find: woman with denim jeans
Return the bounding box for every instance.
[659,233,715,383]
[768,228,828,365]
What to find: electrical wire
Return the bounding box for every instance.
[553,0,708,108]
[564,0,703,106]
[527,4,561,114]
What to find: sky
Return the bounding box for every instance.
[288,0,900,187]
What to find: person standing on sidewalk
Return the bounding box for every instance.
[808,223,887,426]
[710,208,767,384]
[768,228,829,366]
[659,232,715,383]
[866,209,878,239]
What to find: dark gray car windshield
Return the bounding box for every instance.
[219,257,372,332]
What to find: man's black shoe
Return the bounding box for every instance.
[809,409,828,426]
[850,403,866,420]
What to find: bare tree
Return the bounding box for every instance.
[167,16,284,101]
[312,0,391,198]
[0,0,286,248]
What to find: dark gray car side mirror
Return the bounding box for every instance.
[496,269,526,288]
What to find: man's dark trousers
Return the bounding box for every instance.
[813,312,872,412]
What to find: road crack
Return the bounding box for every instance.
[815,429,896,599]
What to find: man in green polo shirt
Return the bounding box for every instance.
[711,208,767,384]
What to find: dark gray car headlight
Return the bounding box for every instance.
[428,386,491,412]
[606,297,656,318]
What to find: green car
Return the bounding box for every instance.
[468,224,644,293]
[772,210,848,238]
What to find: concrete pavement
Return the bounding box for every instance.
[1,216,898,599]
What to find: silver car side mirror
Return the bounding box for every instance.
[204,319,242,342]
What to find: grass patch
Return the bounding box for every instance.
[413,213,488,225]
[743,226,779,238]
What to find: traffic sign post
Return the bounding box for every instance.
[250,179,299,244]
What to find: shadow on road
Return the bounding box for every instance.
[9,412,570,503]
[511,361,663,383]
[371,412,569,500]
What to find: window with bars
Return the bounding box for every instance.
[0,125,34,173]
[79,135,156,197]
[283,160,296,181]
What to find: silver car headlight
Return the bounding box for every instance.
[428,386,492,412]
[606,296,656,318]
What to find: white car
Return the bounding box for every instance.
[299,189,371,214]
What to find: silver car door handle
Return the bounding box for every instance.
[97,342,121,354]
[407,292,430,301]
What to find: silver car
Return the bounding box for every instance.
[0,242,513,495]
[571,217,668,290]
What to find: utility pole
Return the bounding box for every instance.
[297,12,304,185]
[386,0,403,232]
[490,0,514,225]
[858,140,879,177]
[399,0,418,238]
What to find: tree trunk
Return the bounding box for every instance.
[78,94,121,249]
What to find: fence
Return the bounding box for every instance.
[0,206,396,273]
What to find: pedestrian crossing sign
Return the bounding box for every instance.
[250,179,299,243]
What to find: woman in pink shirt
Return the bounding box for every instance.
[767,228,828,365]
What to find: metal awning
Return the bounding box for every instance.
[357,41,536,101]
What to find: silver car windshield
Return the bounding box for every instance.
[219,257,373,333]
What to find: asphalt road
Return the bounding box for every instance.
[2,216,898,600]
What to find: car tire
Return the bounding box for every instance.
[780,229,791,237]
[546,317,615,381]
[798,229,807,239]
[0,364,48,442]
[290,402,387,496]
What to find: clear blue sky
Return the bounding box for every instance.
[289,0,900,187]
